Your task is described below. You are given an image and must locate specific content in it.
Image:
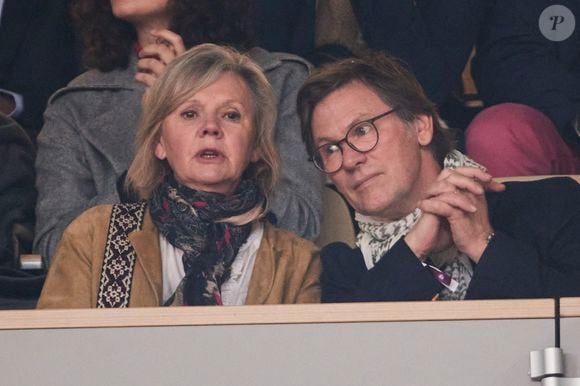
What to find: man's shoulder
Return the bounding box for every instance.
[501,177,579,202]
[320,242,364,272]
[489,177,580,227]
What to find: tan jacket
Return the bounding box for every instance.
[37,205,321,308]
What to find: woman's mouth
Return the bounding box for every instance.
[197,149,222,159]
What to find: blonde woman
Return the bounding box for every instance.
[38,44,320,308]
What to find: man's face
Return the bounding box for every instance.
[311,81,435,221]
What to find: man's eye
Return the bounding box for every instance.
[224,111,241,120]
[181,110,197,119]
[353,124,372,136]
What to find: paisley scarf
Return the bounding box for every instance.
[149,174,265,306]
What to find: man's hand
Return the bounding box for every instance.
[405,167,505,262]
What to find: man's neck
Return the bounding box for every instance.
[370,149,442,223]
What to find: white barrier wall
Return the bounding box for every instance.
[1,299,579,386]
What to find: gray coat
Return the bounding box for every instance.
[34,47,323,261]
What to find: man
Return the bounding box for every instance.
[297,53,580,302]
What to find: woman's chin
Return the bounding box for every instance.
[179,176,238,195]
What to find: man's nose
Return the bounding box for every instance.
[340,143,366,171]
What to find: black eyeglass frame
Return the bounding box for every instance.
[309,109,398,173]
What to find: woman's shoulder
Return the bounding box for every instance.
[64,202,149,238]
[65,204,115,232]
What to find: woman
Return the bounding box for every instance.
[34,0,323,262]
[37,44,321,308]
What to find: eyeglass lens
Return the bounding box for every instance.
[314,122,378,173]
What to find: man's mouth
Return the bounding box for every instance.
[353,173,379,190]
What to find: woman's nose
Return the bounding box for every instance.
[200,118,223,138]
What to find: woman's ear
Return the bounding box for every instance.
[154,138,167,160]
[414,115,434,146]
[250,148,261,163]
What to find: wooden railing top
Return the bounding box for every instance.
[1,297,579,331]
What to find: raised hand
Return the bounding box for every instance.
[135,29,186,101]
[406,167,505,262]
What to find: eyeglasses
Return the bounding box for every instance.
[310,109,397,173]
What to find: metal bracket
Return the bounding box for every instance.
[530,347,580,385]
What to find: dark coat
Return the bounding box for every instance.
[0,113,43,310]
[0,113,36,267]
[321,178,580,302]
[472,0,580,147]
[351,0,491,105]
[0,0,79,137]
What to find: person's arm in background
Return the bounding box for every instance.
[351,0,490,105]
[267,57,325,240]
[33,89,129,261]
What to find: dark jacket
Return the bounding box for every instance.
[0,113,36,268]
[472,0,580,147]
[0,113,43,310]
[0,0,79,137]
[321,178,580,302]
[351,0,491,105]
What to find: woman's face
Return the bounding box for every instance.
[155,72,260,195]
[110,0,169,26]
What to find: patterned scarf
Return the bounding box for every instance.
[355,150,484,300]
[149,174,265,306]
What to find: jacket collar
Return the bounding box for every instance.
[245,222,275,304]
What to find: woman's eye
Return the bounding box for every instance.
[224,111,241,121]
[180,110,197,119]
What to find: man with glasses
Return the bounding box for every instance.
[297,53,580,302]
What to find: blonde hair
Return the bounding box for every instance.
[126,43,280,200]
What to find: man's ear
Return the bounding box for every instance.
[414,115,434,146]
